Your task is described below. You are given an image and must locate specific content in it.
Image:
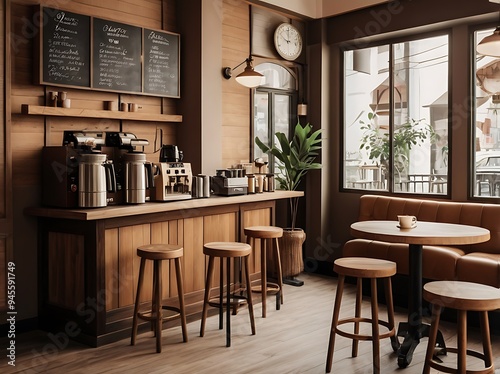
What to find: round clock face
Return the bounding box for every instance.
[274,23,303,61]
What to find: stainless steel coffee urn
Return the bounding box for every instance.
[78,153,116,208]
[123,152,154,204]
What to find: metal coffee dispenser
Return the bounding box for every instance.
[78,153,116,208]
[42,131,116,208]
[103,132,153,204]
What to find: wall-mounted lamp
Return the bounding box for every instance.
[222,56,263,88]
[297,103,307,116]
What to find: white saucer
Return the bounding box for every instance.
[397,224,417,229]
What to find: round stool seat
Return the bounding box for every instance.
[424,281,500,311]
[137,244,183,260]
[203,242,251,258]
[423,280,500,374]
[334,257,397,279]
[244,226,283,239]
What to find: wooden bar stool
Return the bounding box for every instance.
[423,281,500,374]
[326,257,399,374]
[130,244,188,353]
[200,241,255,347]
[244,226,283,318]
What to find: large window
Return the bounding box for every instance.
[473,28,500,198]
[343,34,449,195]
[253,63,297,174]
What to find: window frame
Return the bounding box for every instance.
[340,29,452,196]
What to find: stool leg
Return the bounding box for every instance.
[480,311,493,369]
[384,277,399,352]
[200,255,215,337]
[370,278,380,374]
[244,254,256,335]
[423,303,442,374]
[219,258,224,330]
[457,309,467,373]
[352,277,362,357]
[274,237,284,307]
[226,257,231,347]
[131,257,146,346]
[174,257,188,343]
[261,238,267,318]
[326,274,345,373]
[155,260,163,353]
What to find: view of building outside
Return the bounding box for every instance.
[475,28,500,198]
[343,34,449,195]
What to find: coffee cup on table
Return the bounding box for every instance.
[398,215,417,229]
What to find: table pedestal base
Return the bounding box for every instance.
[396,321,447,368]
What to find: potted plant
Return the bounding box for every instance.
[255,122,322,286]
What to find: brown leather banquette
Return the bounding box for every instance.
[343,194,500,287]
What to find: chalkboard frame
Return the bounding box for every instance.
[39,6,181,98]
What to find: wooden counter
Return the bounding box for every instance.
[26,191,302,347]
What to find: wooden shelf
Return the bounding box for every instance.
[21,104,182,122]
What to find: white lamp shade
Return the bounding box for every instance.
[235,69,264,88]
[477,27,500,57]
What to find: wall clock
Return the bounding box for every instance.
[274,22,303,61]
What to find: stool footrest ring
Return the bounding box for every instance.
[335,317,396,341]
[138,306,182,322]
[427,347,494,374]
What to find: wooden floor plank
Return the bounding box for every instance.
[3,272,500,373]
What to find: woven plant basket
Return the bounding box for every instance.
[278,228,306,278]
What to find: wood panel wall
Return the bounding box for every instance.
[221,0,252,168]
[7,0,180,320]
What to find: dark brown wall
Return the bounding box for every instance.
[305,0,499,268]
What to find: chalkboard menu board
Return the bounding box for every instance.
[92,18,142,92]
[143,29,179,97]
[42,7,90,87]
[40,7,180,98]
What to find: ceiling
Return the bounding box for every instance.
[251,0,390,19]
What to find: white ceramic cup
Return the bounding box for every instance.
[398,215,417,229]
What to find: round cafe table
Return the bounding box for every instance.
[350,220,490,369]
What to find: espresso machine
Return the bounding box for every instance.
[42,131,116,208]
[211,168,248,196]
[103,132,153,204]
[151,145,192,201]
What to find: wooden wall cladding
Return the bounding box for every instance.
[221,0,252,168]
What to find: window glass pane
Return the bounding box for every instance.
[392,35,448,194]
[343,34,449,195]
[344,46,389,190]
[254,92,269,161]
[474,28,500,197]
[255,63,296,90]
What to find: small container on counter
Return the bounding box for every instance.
[247,174,255,194]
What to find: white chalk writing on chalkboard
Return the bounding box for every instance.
[144,28,179,96]
[92,18,142,92]
[42,8,90,86]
